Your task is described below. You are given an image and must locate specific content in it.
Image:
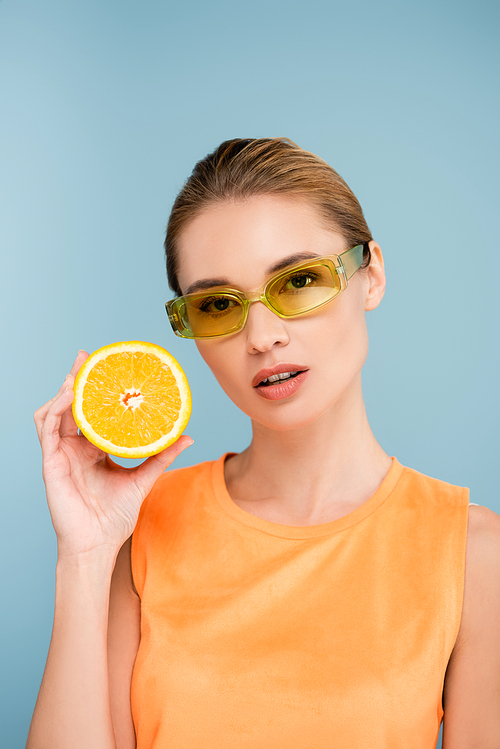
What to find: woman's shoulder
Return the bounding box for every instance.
[150,451,235,497]
[466,503,500,554]
[396,460,470,508]
[444,502,500,740]
[131,457,223,585]
[454,502,500,648]
[464,504,500,589]
[137,454,224,521]
[152,457,215,490]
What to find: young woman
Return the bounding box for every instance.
[29,138,500,749]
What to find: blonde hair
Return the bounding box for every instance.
[165,137,372,295]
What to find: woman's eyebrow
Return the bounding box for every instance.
[267,252,320,275]
[185,278,230,295]
[184,252,321,295]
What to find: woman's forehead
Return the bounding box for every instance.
[175,194,346,293]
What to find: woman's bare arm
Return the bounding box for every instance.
[26,351,191,748]
[108,536,141,749]
[26,549,120,749]
[442,504,500,748]
[27,539,141,749]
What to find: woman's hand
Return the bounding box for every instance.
[34,350,193,560]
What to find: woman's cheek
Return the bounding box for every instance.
[195,341,250,406]
[313,308,369,397]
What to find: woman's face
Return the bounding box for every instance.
[175,194,386,431]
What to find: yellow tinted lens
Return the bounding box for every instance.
[183,293,245,337]
[267,262,339,314]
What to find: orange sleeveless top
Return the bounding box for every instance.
[131,454,469,749]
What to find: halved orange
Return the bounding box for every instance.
[72,341,192,458]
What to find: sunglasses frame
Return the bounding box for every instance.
[165,243,365,340]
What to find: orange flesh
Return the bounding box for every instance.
[82,352,181,447]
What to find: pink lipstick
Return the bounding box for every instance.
[252,364,309,401]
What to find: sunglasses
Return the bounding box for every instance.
[165,243,366,340]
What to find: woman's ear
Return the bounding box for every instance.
[364,241,386,312]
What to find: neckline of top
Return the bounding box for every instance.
[211,453,406,539]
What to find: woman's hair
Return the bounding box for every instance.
[165,137,373,295]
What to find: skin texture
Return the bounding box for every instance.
[29,194,500,748]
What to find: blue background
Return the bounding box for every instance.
[1,0,499,745]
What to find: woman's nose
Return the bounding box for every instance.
[244,301,290,354]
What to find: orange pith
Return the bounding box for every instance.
[73,342,191,458]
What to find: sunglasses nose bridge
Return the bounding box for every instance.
[243,287,278,315]
[243,285,265,301]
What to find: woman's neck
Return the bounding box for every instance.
[224,377,392,526]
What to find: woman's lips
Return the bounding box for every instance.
[252,364,308,388]
[253,365,309,401]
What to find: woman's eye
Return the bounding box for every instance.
[199,296,237,315]
[291,275,310,289]
[213,298,229,311]
[281,273,317,292]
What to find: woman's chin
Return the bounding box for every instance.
[243,398,336,433]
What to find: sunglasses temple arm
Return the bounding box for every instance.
[340,244,365,280]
